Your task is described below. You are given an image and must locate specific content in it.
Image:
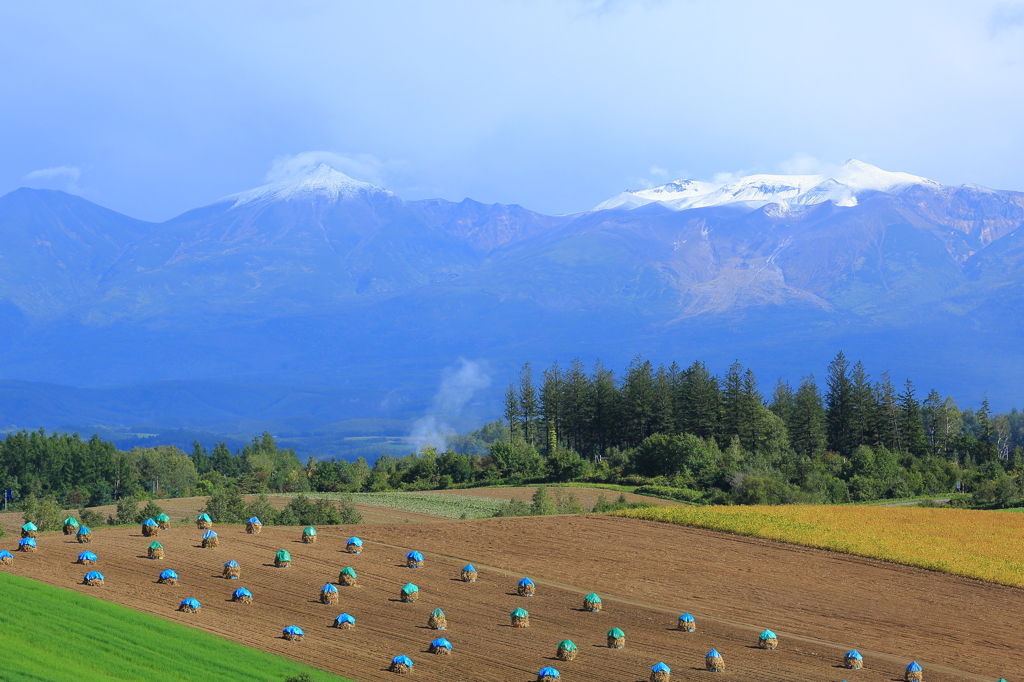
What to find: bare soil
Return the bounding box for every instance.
[1,514,1015,682]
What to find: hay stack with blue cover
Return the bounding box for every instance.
[650,662,671,682]
[282,625,304,641]
[21,522,37,539]
[406,550,423,568]
[18,537,36,552]
[232,587,252,604]
[389,655,413,674]
[518,577,535,596]
[321,582,339,604]
[510,607,529,627]
[537,666,559,682]
[339,566,358,586]
[63,516,79,535]
[706,649,724,672]
[77,526,92,543]
[346,536,362,553]
[142,518,159,537]
[222,560,240,579]
[677,612,695,631]
[201,530,219,548]
[158,569,177,585]
[302,526,317,544]
[400,583,419,602]
[607,628,625,648]
[334,613,356,630]
[556,640,577,661]
[461,563,477,582]
[427,608,447,629]
[179,597,200,613]
[148,541,164,559]
[583,593,602,612]
[429,637,452,655]
[83,570,104,586]
[196,513,212,530]
[156,513,171,530]
[905,661,923,682]
[275,549,291,567]
[246,516,262,534]
[759,629,777,649]
[844,649,863,669]
[0,549,13,565]
[77,551,97,565]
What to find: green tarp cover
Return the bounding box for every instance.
[303,526,317,535]
[149,541,163,549]
[430,608,444,617]
[63,517,79,527]
[510,608,529,617]
[341,567,357,577]
[557,640,577,651]
[197,513,211,522]
[401,583,418,594]
[584,593,601,603]
[22,522,37,531]
[760,629,776,639]
[276,549,291,561]
[607,628,625,638]
[155,513,170,522]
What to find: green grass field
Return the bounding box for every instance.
[278,491,509,518]
[0,571,352,682]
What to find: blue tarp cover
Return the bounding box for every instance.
[707,649,722,658]
[0,550,13,559]
[463,563,476,571]
[143,518,158,526]
[233,588,252,598]
[283,625,304,636]
[679,612,695,621]
[431,638,452,649]
[78,551,97,561]
[845,650,862,660]
[160,569,177,580]
[347,537,363,545]
[248,517,261,524]
[224,560,239,567]
[907,662,922,672]
[322,583,338,592]
[392,655,413,667]
[537,666,559,678]
[78,526,91,534]
[518,577,534,586]
[197,513,211,522]
[19,538,36,547]
[335,613,356,624]
[407,551,423,561]
[651,663,671,673]
[760,629,776,639]
[202,530,217,539]
[181,598,200,608]
[84,571,104,581]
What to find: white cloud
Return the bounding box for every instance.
[409,358,491,452]
[25,165,81,191]
[989,4,1024,36]
[265,151,401,186]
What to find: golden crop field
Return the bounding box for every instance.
[614,504,1024,587]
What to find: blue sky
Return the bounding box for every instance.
[2,0,1023,221]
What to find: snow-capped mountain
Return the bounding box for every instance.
[226,163,392,208]
[595,159,942,212]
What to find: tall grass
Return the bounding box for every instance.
[614,505,1024,588]
[0,571,351,682]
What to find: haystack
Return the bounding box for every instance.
[302,526,317,544]
[246,516,262,534]
[844,649,863,669]
[142,518,159,537]
[510,607,529,627]
[406,550,423,568]
[275,549,291,567]
[179,597,201,613]
[339,566,358,586]
[232,587,253,603]
[201,530,219,548]
[156,513,171,530]
[556,640,578,661]
[607,628,625,649]
[77,551,97,565]
[389,655,413,674]
[222,559,241,579]
[427,608,447,630]
[83,570,104,586]
[677,612,695,631]
[461,563,478,582]
[905,661,923,681]
[0,549,14,565]
[63,517,80,535]
[650,662,671,682]
[705,649,724,672]
[158,569,178,585]
[148,541,165,559]
[77,526,92,543]
[400,583,419,602]
[517,577,535,596]
[18,537,36,552]
[20,522,37,539]
[759,629,777,650]
[537,666,560,682]
[583,593,602,612]
[196,513,212,530]
[429,637,452,655]
[321,583,339,604]
[334,613,356,629]
[346,536,363,553]
[282,625,304,642]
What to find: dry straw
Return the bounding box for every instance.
[389,655,413,674]
[427,608,447,630]
[321,583,339,604]
[583,593,602,612]
[158,569,177,585]
[538,666,560,682]
[556,640,578,661]
[607,628,625,649]
[142,519,159,537]
[0,550,13,566]
[275,549,291,567]
[905,662,923,681]
[18,539,36,552]
[283,626,304,641]
[400,583,419,602]
[77,527,92,543]
[302,526,318,544]
[339,566,358,586]
[222,560,241,579]
[156,513,171,530]
[844,650,863,669]
[346,537,363,553]
[650,662,671,682]
[77,551,97,565]
[429,638,452,655]
[196,513,212,530]
[510,607,529,627]
[20,523,37,539]
[83,571,104,586]
[63,517,79,535]
[246,517,262,534]
[677,613,695,631]
[461,563,478,582]
[518,577,535,596]
[407,550,423,568]
[232,588,253,603]
[201,530,219,548]
[706,649,724,672]
[758,629,777,650]
[179,598,201,613]
[334,613,356,629]
[148,542,164,560]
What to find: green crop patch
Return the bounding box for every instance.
[0,571,352,682]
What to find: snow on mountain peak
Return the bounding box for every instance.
[227,163,392,209]
[594,160,942,213]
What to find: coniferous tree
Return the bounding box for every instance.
[540,362,564,445]
[590,360,618,458]
[791,375,827,459]
[562,358,590,456]
[769,379,795,426]
[678,360,721,440]
[825,352,854,456]
[518,362,539,447]
[898,380,928,458]
[191,440,212,475]
[622,356,656,447]
[504,382,520,441]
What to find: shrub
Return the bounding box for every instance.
[493,497,532,517]
[552,488,585,514]
[278,495,354,525]
[336,496,363,524]
[634,485,705,503]
[530,486,555,515]
[79,508,105,528]
[202,487,246,523]
[21,495,62,532]
[592,492,656,513]
[244,493,278,525]
[111,495,142,525]
[140,500,164,522]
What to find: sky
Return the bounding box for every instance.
[2,0,1024,221]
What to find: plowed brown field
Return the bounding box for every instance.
[1,515,1015,682]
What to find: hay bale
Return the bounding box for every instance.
[83,571,104,586]
[63,523,79,535]
[389,656,413,674]
[429,638,452,655]
[245,521,262,535]
[677,613,695,631]
[275,548,291,568]
[275,558,290,568]
[583,593,602,612]
[321,585,339,604]
[282,626,304,641]
[400,583,419,602]
[407,550,423,568]
[158,570,177,585]
[18,539,36,552]
[201,537,219,549]
[77,551,97,565]
[844,650,863,669]
[607,628,625,649]
[650,663,670,682]
[905,662,923,681]
[302,533,317,544]
[705,650,724,672]
[84,577,103,586]
[20,530,37,539]
[0,551,13,566]
[460,565,478,582]
[537,667,560,682]
[518,578,535,596]
[142,523,159,537]
[148,542,164,560]
[510,607,529,627]
[77,528,92,543]
[758,629,777,650]
[179,598,201,613]
[339,567,358,586]
[346,537,363,553]
[556,640,577,661]
[232,588,252,603]
[334,613,356,629]
[427,608,447,630]
[222,561,240,579]
[196,514,212,530]
[156,514,171,529]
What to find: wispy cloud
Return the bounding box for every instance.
[265,151,404,187]
[988,4,1024,36]
[409,358,491,452]
[25,165,82,191]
